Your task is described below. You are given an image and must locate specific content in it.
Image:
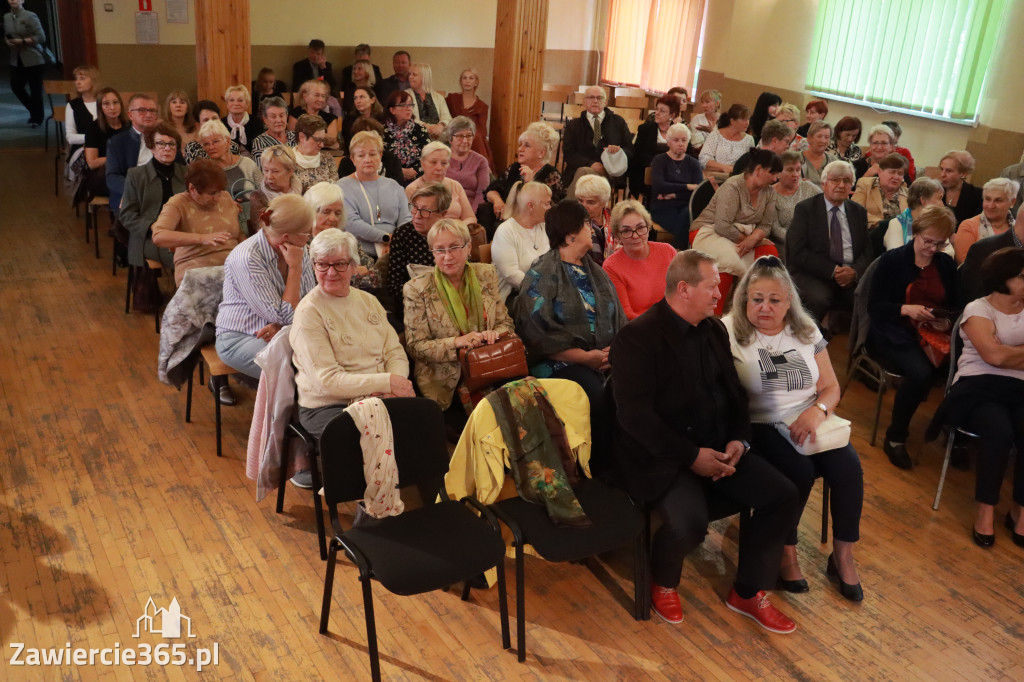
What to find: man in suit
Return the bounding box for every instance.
[377,50,412,102]
[106,94,159,218]
[291,39,336,93]
[562,86,633,194]
[339,44,384,91]
[785,160,872,323]
[610,250,800,632]
[959,204,1024,306]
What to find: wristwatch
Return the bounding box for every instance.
[815,402,829,416]
[739,440,752,455]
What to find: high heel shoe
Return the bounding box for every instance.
[826,554,864,602]
[972,528,995,548]
[1005,512,1024,548]
[776,577,809,593]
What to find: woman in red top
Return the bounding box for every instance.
[603,200,677,320]
[445,68,494,170]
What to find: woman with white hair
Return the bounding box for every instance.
[649,122,703,247]
[939,150,983,227]
[289,79,340,150]
[403,218,515,431]
[223,84,261,150]
[248,145,301,235]
[216,194,317,379]
[408,62,451,138]
[196,118,262,191]
[444,116,490,211]
[404,141,475,221]
[249,97,295,170]
[490,181,553,301]
[290,227,413,439]
[953,177,1020,264]
[305,181,380,291]
[482,121,563,234]
[574,173,617,264]
[339,130,412,255]
[444,68,494,169]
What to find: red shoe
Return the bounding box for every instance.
[651,584,684,624]
[725,589,796,634]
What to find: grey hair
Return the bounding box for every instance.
[866,124,896,144]
[303,181,345,218]
[822,160,855,182]
[410,181,452,213]
[907,177,942,209]
[310,228,360,263]
[574,174,611,202]
[420,140,452,163]
[443,116,476,143]
[729,256,819,347]
[983,177,1020,203]
[259,96,288,118]
[426,217,471,248]
[411,62,433,92]
[666,122,691,143]
[197,118,230,141]
[665,249,716,297]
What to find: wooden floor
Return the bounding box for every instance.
[2,150,1022,681]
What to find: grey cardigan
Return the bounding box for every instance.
[4,8,46,67]
[120,162,187,267]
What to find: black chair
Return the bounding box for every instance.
[318,398,510,682]
[277,419,327,560]
[688,177,718,224]
[932,315,980,510]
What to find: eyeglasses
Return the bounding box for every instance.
[431,244,468,256]
[409,204,439,218]
[153,141,178,149]
[313,260,353,273]
[583,95,605,101]
[392,103,413,109]
[919,237,949,249]
[310,136,327,146]
[451,133,474,140]
[620,225,649,238]
[131,107,159,115]
[826,177,854,186]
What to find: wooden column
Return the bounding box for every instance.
[195,0,251,111]
[56,0,97,78]
[490,0,549,170]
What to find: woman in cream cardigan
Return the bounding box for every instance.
[403,218,515,432]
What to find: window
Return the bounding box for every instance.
[602,0,707,94]
[805,0,1008,123]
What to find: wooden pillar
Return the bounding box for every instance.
[195,0,251,111]
[56,0,97,79]
[490,0,548,170]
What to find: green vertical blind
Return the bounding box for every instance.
[805,0,1007,122]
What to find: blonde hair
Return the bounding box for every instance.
[349,130,383,155]
[262,194,315,236]
[729,256,819,347]
[776,103,800,120]
[197,118,231,141]
[506,181,551,221]
[698,89,722,107]
[427,218,471,248]
[420,140,452,162]
[574,174,611,202]
[259,144,296,172]
[410,63,434,92]
[609,199,653,238]
[223,84,250,102]
[519,122,559,164]
[299,79,329,104]
[73,65,100,83]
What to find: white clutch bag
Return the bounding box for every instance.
[775,412,851,456]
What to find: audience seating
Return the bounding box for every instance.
[317,398,510,682]
[42,80,74,153]
[124,259,165,333]
[184,344,238,458]
[613,95,648,109]
[52,106,67,196]
[613,86,646,99]
[932,316,978,510]
[278,417,328,560]
[477,243,491,264]
[84,196,106,260]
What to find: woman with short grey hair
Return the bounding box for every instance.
[249,96,295,169]
[444,116,490,211]
[953,177,1021,264]
[197,118,262,190]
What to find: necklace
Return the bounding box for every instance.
[754,329,784,354]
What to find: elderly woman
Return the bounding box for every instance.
[183,101,242,164]
[119,121,185,271]
[869,205,958,469]
[389,182,451,306]
[883,177,947,252]
[698,104,753,174]
[852,124,897,180]
[404,141,474,221]
[772,150,822,251]
[292,114,339,192]
[290,228,413,440]
[82,87,127,198]
[289,79,339,150]
[305,181,380,292]
[603,200,676,320]
[851,152,908,225]
[338,118,405,182]
[689,88,721,149]
[773,103,804,151]
[801,122,838,186]
[726,256,864,600]
[216,194,317,379]
[444,68,494,168]
[151,158,241,285]
[491,181,552,301]
[339,130,412,255]
[196,119,262,191]
[939,150,984,227]
[342,59,384,113]
[630,94,680,200]
[408,62,451,139]
[248,145,301,234]
[249,97,295,170]
[403,218,515,430]
[222,84,260,150]
[65,65,99,152]
[574,174,618,265]
[748,91,781,144]
[691,148,781,281]
[927,247,1024,548]
[382,89,431,184]
[482,121,563,233]
[340,85,383,150]
[953,178,1019,264]
[444,116,490,211]
[650,123,703,248]
[827,116,862,162]
[514,199,626,462]
[163,90,198,147]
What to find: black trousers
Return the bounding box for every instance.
[871,340,936,443]
[650,451,800,590]
[10,58,44,123]
[792,272,855,325]
[751,423,863,545]
[967,400,1024,506]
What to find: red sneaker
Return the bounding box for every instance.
[725,589,796,634]
[651,584,684,624]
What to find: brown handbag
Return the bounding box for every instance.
[457,333,529,392]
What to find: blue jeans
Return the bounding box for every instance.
[215,330,267,379]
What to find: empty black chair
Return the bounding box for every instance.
[317,397,510,682]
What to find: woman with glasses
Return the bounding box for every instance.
[249,97,295,171]
[444,69,494,169]
[288,79,339,150]
[382,89,431,184]
[339,130,412,257]
[194,119,262,192]
[292,114,338,193]
[216,194,317,380]
[183,101,243,164]
[883,177,949,254]
[443,117,490,211]
[403,218,514,432]
[869,205,959,470]
[290,228,413,440]
[602,200,676,319]
[952,178,1019,264]
[404,141,475,221]
[725,256,864,601]
[249,145,301,235]
[387,182,451,310]
[305,182,380,292]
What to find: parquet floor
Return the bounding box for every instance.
[1,150,1022,681]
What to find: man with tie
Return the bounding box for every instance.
[105,93,159,219]
[785,160,872,323]
[562,85,633,195]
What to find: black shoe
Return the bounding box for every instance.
[972,528,995,548]
[208,378,237,406]
[883,441,913,470]
[950,443,970,471]
[776,577,810,594]
[1005,512,1024,548]
[826,554,864,602]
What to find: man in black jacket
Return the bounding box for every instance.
[562,86,633,194]
[610,250,799,632]
[292,39,336,93]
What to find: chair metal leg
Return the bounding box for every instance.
[54,153,59,196]
[111,224,118,276]
[199,361,205,385]
[94,222,100,259]
[514,541,526,663]
[310,450,327,560]
[632,529,645,620]
[496,555,511,650]
[933,431,956,510]
[318,541,338,634]
[276,429,291,514]
[870,379,887,447]
[124,266,134,313]
[361,577,381,682]
[820,481,830,544]
[185,363,194,423]
[212,374,223,457]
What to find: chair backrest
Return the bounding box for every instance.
[478,243,492,264]
[614,86,646,99]
[688,178,717,224]
[943,315,965,394]
[614,96,648,109]
[848,257,882,358]
[563,103,583,120]
[608,106,643,121]
[318,397,448,505]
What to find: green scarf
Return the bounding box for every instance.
[434,264,485,334]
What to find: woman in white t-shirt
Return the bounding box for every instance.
[726,255,864,601]
[927,247,1024,549]
[490,181,552,302]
